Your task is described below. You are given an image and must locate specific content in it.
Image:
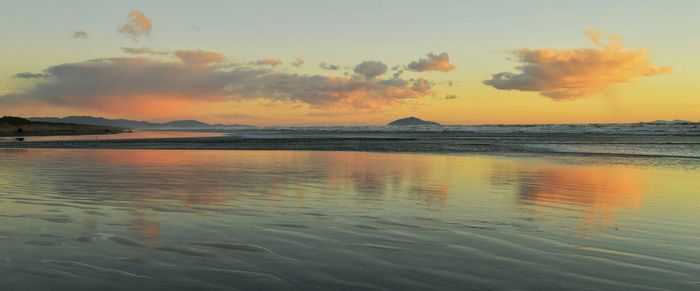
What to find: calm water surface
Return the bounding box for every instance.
[0,149,698,290]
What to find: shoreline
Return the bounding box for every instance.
[1,135,699,163]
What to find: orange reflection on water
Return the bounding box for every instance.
[496,163,647,229]
[93,149,227,166]
[130,210,161,246]
[318,151,451,205]
[91,150,232,207]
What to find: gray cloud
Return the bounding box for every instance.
[407,52,455,72]
[445,94,459,100]
[72,31,88,39]
[14,72,46,79]
[121,47,169,55]
[249,58,282,67]
[411,78,431,92]
[2,58,250,107]
[291,58,304,68]
[2,57,432,110]
[354,61,387,79]
[320,62,341,70]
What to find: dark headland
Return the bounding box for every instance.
[0,116,125,137]
[387,117,441,126]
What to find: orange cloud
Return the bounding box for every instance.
[484,31,671,100]
[119,10,152,41]
[407,52,455,72]
[174,50,226,67]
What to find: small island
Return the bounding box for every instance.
[0,116,125,137]
[387,116,441,126]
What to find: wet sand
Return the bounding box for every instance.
[1,149,698,290]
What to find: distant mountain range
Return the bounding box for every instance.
[643,120,697,125]
[29,116,255,129]
[387,117,441,126]
[27,116,694,129]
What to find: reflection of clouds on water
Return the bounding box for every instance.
[83,217,97,231]
[2,149,700,290]
[1,150,453,243]
[62,150,450,207]
[409,185,449,207]
[492,163,647,229]
[316,152,448,204]
[129,210,160,246]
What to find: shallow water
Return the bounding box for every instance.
[5,129,700,160]
[0,149,698,290]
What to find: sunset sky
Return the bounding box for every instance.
[1,0,699,125]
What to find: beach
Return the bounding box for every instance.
[3,1,699,290]
[0,148,698,290]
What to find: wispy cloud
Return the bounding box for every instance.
[291,58,304,68]
[320,62,342,70]
[407,52,455,72]
[118,9,152,41]
[71,31,88,39]
[14,72,45,79]
[483,31,671,100]
[121,47,169,56]
[250,58,282,67]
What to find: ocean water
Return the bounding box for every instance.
[255,121,700,135]
[2,123,699,160]
[0,149,698,290]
